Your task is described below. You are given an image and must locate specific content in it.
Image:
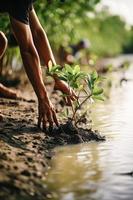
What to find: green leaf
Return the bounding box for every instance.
[59,74,68,82]
[66,108,69,116]
[72,82,79,89]
[73,65,80,73]
[48,60,53,72]
[93,87,103,95]
[76,72,86,80]
[87,75,94,90]
[95,76,106,83]
[78,84,84,91]
[91,70,98,81]
[92,95,105,101]
[47,64,62,76]
[65,64,73,73]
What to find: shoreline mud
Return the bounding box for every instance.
[0,89,105,200]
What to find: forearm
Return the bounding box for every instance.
[20,46,48,100]
[33,29,61,83]
[33,28,56,67]
[29,9,57,79]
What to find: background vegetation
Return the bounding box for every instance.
[34,0,133,56]
[0,0,133,64]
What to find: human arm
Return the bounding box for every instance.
[29,9,77,104]
[10,17,58,128]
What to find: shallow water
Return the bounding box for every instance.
[45,57,133,200]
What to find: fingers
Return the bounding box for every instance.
[67,88,77,101]
[52,110,59,127]
[38,107,42,128]
[43,115,47,130]
[47,110,54,127]
[47,108,59,128]
[72,90,78,100]
[38,108,59,131]
[55,79,77,99]
[66,96,72,106]
[63,89,78,106]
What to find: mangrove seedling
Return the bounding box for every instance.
[47,62,104,126]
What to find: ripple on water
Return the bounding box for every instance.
[45,64,133,200]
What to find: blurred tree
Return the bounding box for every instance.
[35,0,100,48]
[122,26,133,54]
[88,14,129,56]
[0,0,132,63]
[0,14,9,33]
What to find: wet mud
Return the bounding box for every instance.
[0,91,105,200]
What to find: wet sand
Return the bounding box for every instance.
[0,85,105,200]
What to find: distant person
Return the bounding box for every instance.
[0,0,76,127]
[58,39,91,65]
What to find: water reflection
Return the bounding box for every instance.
[46,143,103,200]
[45,64,133,200]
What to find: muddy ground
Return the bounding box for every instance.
[0,83,105,200]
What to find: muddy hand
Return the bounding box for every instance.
[54,79,77,106]
[38,98,59,130]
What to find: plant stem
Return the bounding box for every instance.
[72,93,92,121]
[71,101,76,123]
[79,95,88,98]
[75,110,87,125]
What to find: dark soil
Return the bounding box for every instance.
[45,120,105,146]
[0,88,105,200]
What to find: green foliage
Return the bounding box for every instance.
[123,27,133,53]
[32,2,133,56]
[87,71,104,100]
[48,64,104,124]
[60,64,86,89]
[0,14,10,33]
[48,62,86,89]
[36,1,130,56]
[85,13,130,56]
[47,61,62,76]
[35,0,100,48]
[1,0,132,67]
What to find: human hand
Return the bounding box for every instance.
[38,96,59,130]
[54,79,77,106]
